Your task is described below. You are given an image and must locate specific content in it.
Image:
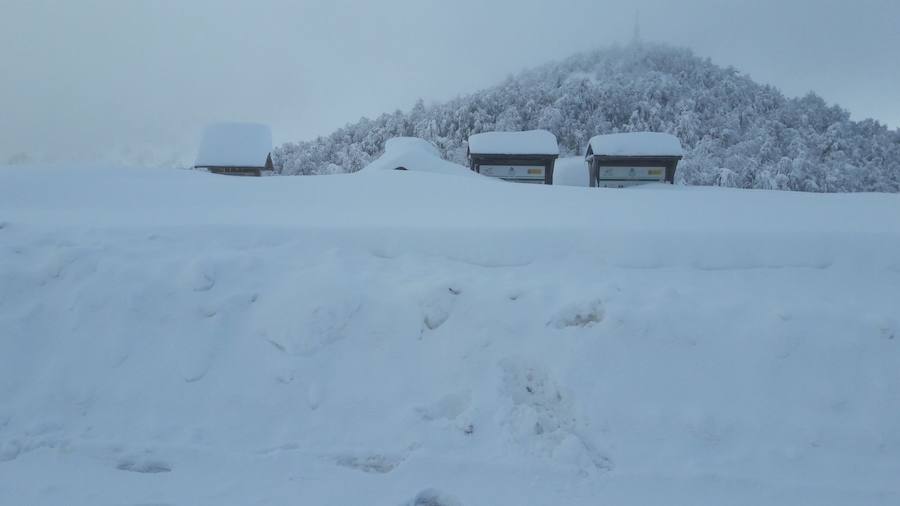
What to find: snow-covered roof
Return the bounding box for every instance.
[359,137,477,177]
[468,130,559,156]
[587,132,683,158]
[383,137,441,158]
[195,122,273,167]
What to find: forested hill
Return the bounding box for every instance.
[273,43,900,192]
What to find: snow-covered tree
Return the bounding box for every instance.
[272,43,900,193]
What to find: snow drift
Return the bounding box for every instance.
[553,156,590,187]
[1,163,899,505]
[359,137,477,177]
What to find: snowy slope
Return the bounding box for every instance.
[1,161,900,505]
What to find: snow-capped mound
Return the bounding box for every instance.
[195,122,272,168]
[359,137,477,177]
[383,137,442,158]
[587,132,684,157]
[553,156,590,187]
[468,130,559,156]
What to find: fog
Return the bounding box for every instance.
[1,0,898,165]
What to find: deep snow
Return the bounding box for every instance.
[467,130,559,156]
[1,161,899,505]
[553,156,590,187]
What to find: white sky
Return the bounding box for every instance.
[1,0,898,164]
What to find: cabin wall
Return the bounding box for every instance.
[470,155,556,185]
[205,167,262,177]
[589,157,679,187]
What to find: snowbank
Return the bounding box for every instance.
[553,156,590,187]
[384,137,442,158]
[588,132,683,157]
[468,130,559,156]
[359,137,477,177]
[195,122,272,167]
[1,164,900,505]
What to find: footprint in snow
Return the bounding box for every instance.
[548,299,605,329]
[117,459,172,474]
[415,392,470,422]
[420,285,462,334]
[499,358,613,472]
[335,453,404,474]
[185,259,217,292]
[405,489,462,506]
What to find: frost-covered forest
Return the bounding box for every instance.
[274,43,900,192]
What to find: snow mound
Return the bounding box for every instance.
[384,137,442,158]
[360,137,477,177]
[468,130,559,156]
[1,165,900,505]
[553,156,590,187]
[588,132,683,157]
[195,122,272,167]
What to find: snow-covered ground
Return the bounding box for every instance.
[1,160,900,505]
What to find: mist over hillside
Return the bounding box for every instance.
[274,43,900,193]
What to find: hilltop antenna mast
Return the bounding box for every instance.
[632,10,642,45]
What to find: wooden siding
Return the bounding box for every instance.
[468,153,558,185]
[587,154,681,187]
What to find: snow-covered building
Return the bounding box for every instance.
[467,130,559,184]
[359,137,476,177]
[585,132,683,187]
[195,123,274,177]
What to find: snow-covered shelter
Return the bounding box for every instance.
[585,132,683,188]
[195,123,274,177]
[360,137,477,177]
[467,130,559,184]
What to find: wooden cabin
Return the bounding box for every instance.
[194,123,274,177]
[585,133,683,188]
[467,130,559,185]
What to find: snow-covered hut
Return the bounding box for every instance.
[360,137,476,177]
[467,130,559,184]
[585,132,683,188]
[195,123,274,177]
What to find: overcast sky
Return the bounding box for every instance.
[1,0,898,165]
